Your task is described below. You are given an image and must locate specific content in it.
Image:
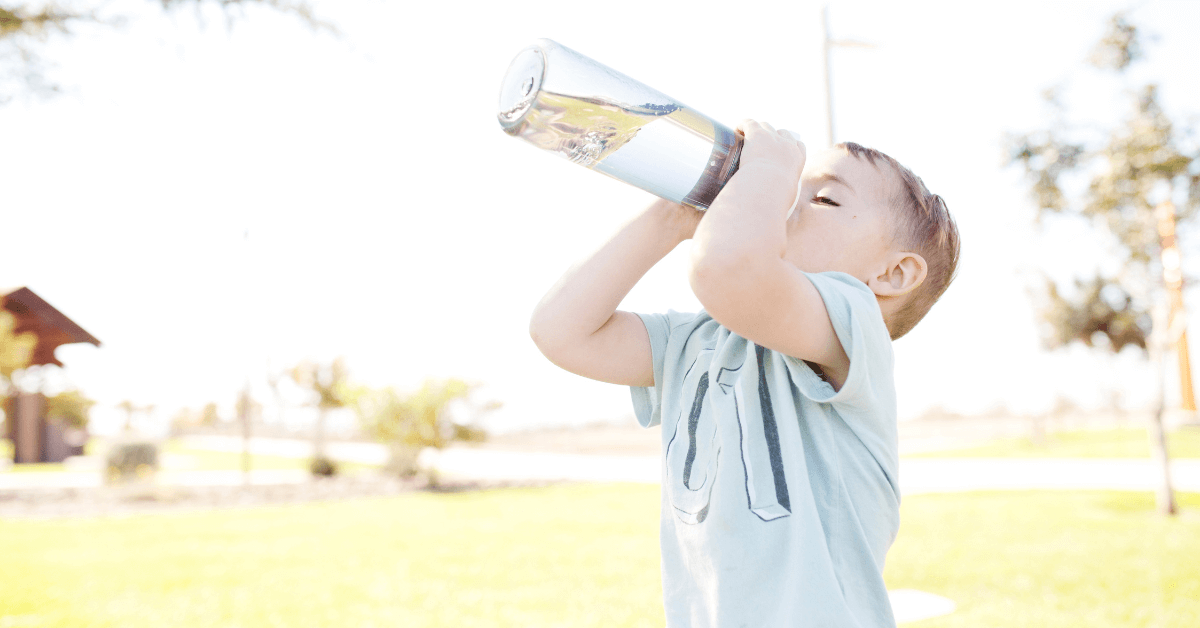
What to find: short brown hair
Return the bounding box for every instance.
[838,142,961,340]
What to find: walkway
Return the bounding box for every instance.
[4,435,1200,494]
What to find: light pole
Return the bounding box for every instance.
[820,4,875,147]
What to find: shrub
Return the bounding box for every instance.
[309,456,338,477]
[105,441,159,483]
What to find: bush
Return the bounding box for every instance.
[105,441,159,483]
[347,378,494,481]
[309,456,338,477]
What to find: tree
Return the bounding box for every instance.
[289,358,348,476]
[116,400,155,433]
[0,310,35,393]
[44,389,95,430]
[236,383,260,481]
[1,0,332,103]
[200,401,220,427]
[1009,13,1200,515]
[347,378,493,480]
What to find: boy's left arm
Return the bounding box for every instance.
[688,120,849,381]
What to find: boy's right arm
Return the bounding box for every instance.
[529,198,701,388]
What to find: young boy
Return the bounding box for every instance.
[529,120,960,627]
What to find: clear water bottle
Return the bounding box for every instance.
[497,38,742,211]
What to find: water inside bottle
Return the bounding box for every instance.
[505,91,741,209]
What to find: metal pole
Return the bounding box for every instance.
[821,4,834,147]
[820,5,875,148]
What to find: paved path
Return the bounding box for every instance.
[5,435,1200,495]
[424,449,1200,493]
[900,457,1200,494]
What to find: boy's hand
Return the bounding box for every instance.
[688,119,850,385]
[736,120,807,208]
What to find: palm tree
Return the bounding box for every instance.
[289,358,348,476]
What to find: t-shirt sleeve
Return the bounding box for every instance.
[629,310,695,428]
[781,272,895,413]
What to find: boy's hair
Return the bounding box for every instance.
[838,142,961,340]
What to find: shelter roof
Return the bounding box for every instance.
[1,287,101,367]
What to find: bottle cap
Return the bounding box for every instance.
[497,45,545,130]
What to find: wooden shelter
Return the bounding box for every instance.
[3,287,101,463]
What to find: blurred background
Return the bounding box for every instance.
[2,1,1199,626]
[2,0,1197,435]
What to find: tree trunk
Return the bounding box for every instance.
[387,442,422,478]
[1150,303,1178,516]
[240,388,252,486]
[314,408,327,459]
[1148,406,1177,515]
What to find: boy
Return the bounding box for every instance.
[529,120,960,627]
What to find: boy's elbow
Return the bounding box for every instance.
[689,247,773,333]
[528,308,571,362]
[689,246,750,311]
[528,309,554,354]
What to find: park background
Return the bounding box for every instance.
[3,0,1200,627]
[3,0,1199,434]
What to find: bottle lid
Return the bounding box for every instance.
[497,45,545,130]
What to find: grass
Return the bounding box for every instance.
[2,485,1199,627]
[0,484,664,628]
[885,491,1200,627]
[910,426,1200,459]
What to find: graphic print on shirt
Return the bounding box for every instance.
[734,345,791,521]
[665,344,792,524]
[664,349,720,524]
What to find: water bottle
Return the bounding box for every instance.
[497,38,742,211]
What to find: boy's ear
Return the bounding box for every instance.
[867,252,927,298]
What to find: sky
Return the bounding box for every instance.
[3,0,1199,435]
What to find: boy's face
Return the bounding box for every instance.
[783,148,897,289]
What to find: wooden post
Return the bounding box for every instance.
[10,392,44,464]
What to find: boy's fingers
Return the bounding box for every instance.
[738,120,802,143]
[736,119,761,135]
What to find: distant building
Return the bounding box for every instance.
[2,287,101,464]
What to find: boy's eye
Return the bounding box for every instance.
[813,196,840,207]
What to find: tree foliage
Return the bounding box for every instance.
[0,310,35,385]
[0,0,330,102]
[289,357,348,473]
[289,358,348,411]
[44,388,95,429]
[349,379,492,451]
[1009,13,1200,354]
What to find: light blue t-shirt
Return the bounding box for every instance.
[631,272,900,628]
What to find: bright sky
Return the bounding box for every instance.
[3,0,1199,435]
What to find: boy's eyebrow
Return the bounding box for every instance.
[808,172,855,193]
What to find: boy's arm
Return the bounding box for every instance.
[530,198,701,387]
[688,121,849,380]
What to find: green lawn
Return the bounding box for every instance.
[885,491,1200,627]
[2,485,1199,627]
[910,426,1200,459]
